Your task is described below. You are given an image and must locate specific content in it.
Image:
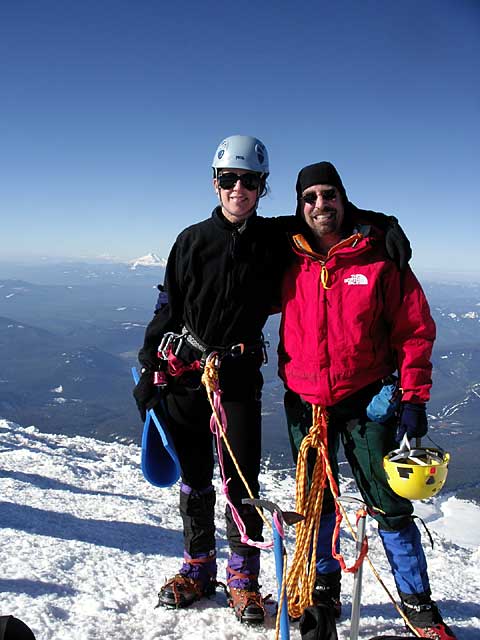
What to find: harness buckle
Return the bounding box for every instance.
[158,332,177,360]
[229,343,245,358]
[203,351,221,369]
[173,335,186,357]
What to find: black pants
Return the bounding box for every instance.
[161,354,264,556]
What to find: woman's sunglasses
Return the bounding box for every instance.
[217,172,262,191]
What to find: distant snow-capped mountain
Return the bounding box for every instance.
[128,253,167,269]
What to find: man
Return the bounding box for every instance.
[278,162,456,640]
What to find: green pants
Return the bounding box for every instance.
[284,387,413,531]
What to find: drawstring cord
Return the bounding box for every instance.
[320,265,331,289]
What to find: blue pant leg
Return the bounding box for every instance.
[285,393,342,574]
[316,510,341,574]
[379,521,430,595]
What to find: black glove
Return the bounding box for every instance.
[133,371,162,422]
[396,402,428,443]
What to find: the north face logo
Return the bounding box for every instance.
[344,274,368,285]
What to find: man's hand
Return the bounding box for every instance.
[396,402,428,443]
[133,371,162,421]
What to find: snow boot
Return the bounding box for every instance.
[0,616,36,640]
[312,569,342,619]
[227,552,265,624]
[299,604,338,640]
[400,592,457,639]
[157,552,217,609]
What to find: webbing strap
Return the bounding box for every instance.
[166,349,201,377]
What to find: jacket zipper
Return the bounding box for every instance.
[218,228,237,330]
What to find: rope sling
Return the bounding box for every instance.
[286,405,367,619]
[200,355,273,545]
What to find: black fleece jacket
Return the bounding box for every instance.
[139,207,291,368]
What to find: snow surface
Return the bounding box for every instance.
[1,419,479,640]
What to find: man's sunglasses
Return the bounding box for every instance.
[302,188,337,205]
[217,172,262,191]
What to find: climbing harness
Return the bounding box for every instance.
[158,325,268,373]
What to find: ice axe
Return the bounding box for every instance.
[336,496,385,640]
[243,498,304,640]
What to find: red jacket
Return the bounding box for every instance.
[278,229,436,406]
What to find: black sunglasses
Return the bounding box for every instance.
[302,188,337,205]
[217,172,262,191]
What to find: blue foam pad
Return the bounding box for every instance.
[132,367,180,488]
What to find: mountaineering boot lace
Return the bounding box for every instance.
[312,569,342,619]
[227,552,265,624]
[401,594,457,640]
[227,576,265,624]
[157,553,217,609]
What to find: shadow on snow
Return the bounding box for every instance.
[0,500,180,555]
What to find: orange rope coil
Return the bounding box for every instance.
[286,405,369,619]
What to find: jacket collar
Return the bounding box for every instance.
[212,206,257,232]
[291,224,372,261]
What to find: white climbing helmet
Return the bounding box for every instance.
[212,135,269,176]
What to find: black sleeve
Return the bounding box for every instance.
[350,204,412,270]
[268,214,300,232]
[263,215,297,311]
[350,202,390,230]
[138,240,184,369]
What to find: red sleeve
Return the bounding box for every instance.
[383,265,436,403]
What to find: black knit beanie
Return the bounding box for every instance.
[295,162,348,217]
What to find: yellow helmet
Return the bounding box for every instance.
[383,444,450,501]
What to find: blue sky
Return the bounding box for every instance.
[1,0,479,274]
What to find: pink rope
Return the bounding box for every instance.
[210,388,272,550]
[273,511,285,539]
